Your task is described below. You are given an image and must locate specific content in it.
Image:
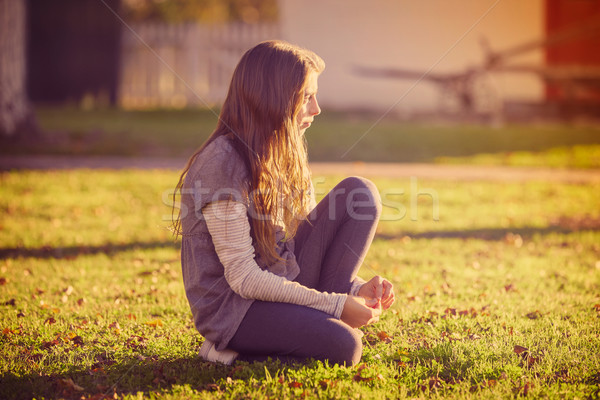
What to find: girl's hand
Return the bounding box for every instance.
[358,276,395,310]
[341,296,381,328]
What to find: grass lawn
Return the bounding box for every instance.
[2,106,600,167]
[1,168,599,399]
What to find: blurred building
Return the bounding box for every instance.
[22,0,600,121]
[280,0,600,121]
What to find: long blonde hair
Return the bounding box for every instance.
[173,40,325,264]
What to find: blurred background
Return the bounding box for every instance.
[1,0,599,165]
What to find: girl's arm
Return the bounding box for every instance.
[204,200,347,318]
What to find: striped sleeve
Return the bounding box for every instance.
[349,277,366,296]
[203,200,347,319]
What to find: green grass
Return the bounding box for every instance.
[436,145,600,169]
[2,106,600,167]
[1,169,599,399]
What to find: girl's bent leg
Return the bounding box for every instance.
[294,176,381,293]
[228,301,362,366]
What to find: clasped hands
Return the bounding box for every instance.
[341,276,395,328]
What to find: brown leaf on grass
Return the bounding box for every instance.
[377,330,392,343]
[125,335,147,350]
[444,308,457,317]
[2,298,16,306]
[76,298,85,306]
[319,379,336,389]
[353,374,373,382]
[203,383,220,391]
[514,345,528,354]
[44,317,56,325]
[71,335,84,346]
[514,345,541,368]
[353,364,383,383]
[525,310,543,320]
[145,319,163,327]
[90,366,106,375]
[485,379,497,387]
[514,381,534,396]
[428,377,443,390]
[593,304,600,312]
[58,378,84,392]
[0,277,7,285]
[42,339,59,349]
[288,381,302,388]
[441,282,453,295]
[504,284,517,293]
[364,332,378,345]
[502,323,514,335]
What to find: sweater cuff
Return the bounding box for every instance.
[349,277,366,296]
[332,293,347,319]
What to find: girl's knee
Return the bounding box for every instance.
[326,326,363,366]
[339,176,382,219]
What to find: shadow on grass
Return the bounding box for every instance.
[3,220,600,261]
[0,355,301,400]
[377,224,600,242]
[0,240,181,260]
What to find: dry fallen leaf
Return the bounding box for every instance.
[2,298,16,306]
[525,310,543,320]
[514,345,528,355]
[42,339,59,349]
[514,345,540,368]
[377,331,392,343]
[71,335,84,346]
[58,378,84,392]
[145,319,163,327]
[319,379,335,389]
[444,308,457,317]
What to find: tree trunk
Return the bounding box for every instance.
[0,0,33,136]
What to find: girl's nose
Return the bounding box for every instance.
[310,97,321,116]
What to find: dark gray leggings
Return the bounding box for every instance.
[228,177,381,365]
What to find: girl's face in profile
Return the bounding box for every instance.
[297,71,321,135]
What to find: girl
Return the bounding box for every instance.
[174,40,394,366]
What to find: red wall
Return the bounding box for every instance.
[545,0,600,100]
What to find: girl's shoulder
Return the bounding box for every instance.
[203,134,237,159]
[186,135,249,190]
[193,135,243,171]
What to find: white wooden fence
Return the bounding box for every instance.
[119,22,280,109]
